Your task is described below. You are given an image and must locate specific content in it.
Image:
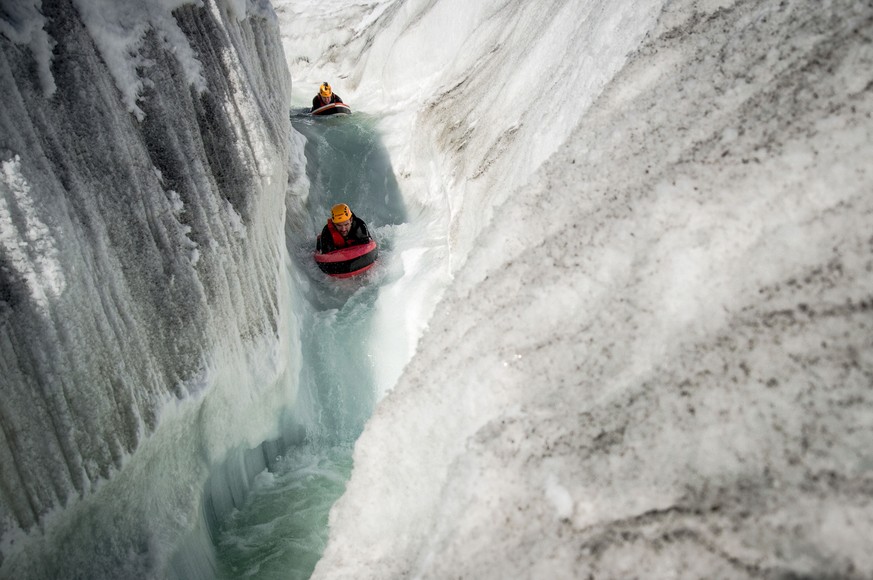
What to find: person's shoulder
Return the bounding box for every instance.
[353,218,370,238]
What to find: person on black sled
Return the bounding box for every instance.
[311,82,343,112]
[317,203,371,253]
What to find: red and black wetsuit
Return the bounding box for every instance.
[317,215,370,253]
[311,93,343,112]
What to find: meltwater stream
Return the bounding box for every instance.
[212,110,406,579]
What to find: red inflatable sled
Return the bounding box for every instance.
[311,102,352,116]
[314,240,378,278]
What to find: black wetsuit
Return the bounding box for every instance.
[311,93,343,112]
[317,215,370,253]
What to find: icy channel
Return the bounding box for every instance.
[211,109,412,579]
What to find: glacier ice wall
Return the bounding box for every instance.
[307,0,873,578]
[0,0,295,574]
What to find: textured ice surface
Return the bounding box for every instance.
[0,0,295,576]
[295,0,873,578]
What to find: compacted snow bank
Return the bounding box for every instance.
[290,1,873,578]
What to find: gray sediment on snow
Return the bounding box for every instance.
[313,1,873,578]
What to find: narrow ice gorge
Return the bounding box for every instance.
[0,0,871,578]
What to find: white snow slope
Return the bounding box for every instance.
[278,0,873,578]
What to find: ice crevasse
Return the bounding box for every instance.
[0,0,872,578]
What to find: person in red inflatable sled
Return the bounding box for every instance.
[311,82,343,112]
[317,203,370,253]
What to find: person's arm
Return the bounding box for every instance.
[318,226,335,253]
[333,94,343,104]
[311,96,320,111]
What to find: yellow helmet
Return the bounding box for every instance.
[319,82,332,98]
[331,203,351,224]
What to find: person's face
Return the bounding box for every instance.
[320,94,331,103]
[335,220,352,236]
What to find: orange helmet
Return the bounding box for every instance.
[331,203,351,224]
[319,82,332,98]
